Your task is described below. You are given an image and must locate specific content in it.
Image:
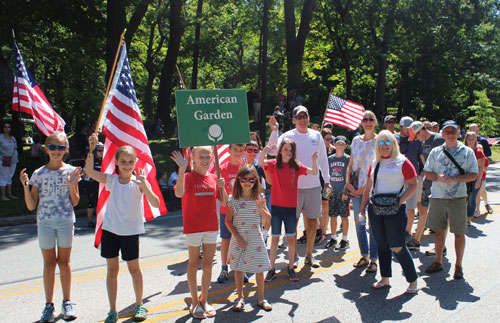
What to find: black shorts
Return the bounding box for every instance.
[84,181,99,208]
[328,191,350,217]
[101,230,140,261]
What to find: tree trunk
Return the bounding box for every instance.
[400,63,411,117]
[284,0,316,90]
[157,0,183,134]
[374,55,388,117]
[106,0,126,83]
[190,0,203,90]
[259,0,270,142]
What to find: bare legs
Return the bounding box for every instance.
[106,256,144,313]
[187,244,216,308]
[41,247,72,303]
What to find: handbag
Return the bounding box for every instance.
[441,146,473,195]
[2,156,12,167]
[370,163,403,216]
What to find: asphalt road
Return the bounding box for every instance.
[1,163,500,323]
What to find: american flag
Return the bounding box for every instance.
[11,41,66,135]
[94,43,167,248]
[324,94,365,131]
[208,145,230,173]
[487,137,499,146]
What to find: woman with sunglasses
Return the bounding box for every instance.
[19,132,81,322]
[0,122,19,200]
[346,110,379,272]
[359,130,418,293]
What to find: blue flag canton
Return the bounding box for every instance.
[116,55,138,105]
[14,44,36,86]
[328,95,346,111]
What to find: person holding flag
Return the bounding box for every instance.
[86,134,160,323]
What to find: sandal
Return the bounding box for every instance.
[405,286,419,295]
[257,299,272,311]
[232,299,245,312]
[371,281,391,289]
[353,257,369,268]
[203,303,216,318]
[189,304,206,319]
[366,262,377,273]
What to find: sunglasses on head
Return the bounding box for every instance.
[362,118,375,123]
[294,115,308,120]
[378,140,392,147]
[246,148,259,153]
[239,177,257,183]
[47,144,67,151]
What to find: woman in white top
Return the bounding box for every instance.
[346,110,378,272]
[0,122,19,200]
[360,130,418,293]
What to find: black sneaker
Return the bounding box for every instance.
[407,239,421,251]
[405,231,412,244]
[278,239,287,249]
[297,230,307,244]
[486,204,493,214]
[288,268,299,281]
[338,240,350,249]
[325,238,337,249]
[264,269,276,282]
[314,234,326,246]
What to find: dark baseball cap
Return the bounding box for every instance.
[442,120,458,130]
[335,135,347,144]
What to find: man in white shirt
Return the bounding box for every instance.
[268,106,331,267]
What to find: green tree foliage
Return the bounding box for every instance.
[466,90,499,136]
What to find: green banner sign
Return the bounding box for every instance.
[175,89,250,148]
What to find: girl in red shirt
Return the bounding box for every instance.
[258,139,318,282]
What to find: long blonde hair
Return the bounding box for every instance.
[374,130,401,162]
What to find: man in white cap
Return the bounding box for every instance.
[267,106,331,270]
[396,117,425,245]
[423,120,477,279]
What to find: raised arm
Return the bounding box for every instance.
[67,167,81,207]
[170,150,188,198]
[305,151,318,175]
[259,144,276,168]
[19,168,38,211]
[267,116,280,156]
[133,168,160,208]
[85,134,107,184]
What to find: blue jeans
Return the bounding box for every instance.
[368,204,418,282]
[270,205,297,237]
[467,186,480,218]
[351,195,378,260]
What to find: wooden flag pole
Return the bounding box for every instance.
[320,88,333,133]
[176,65,186,90]
[95,29,127,134]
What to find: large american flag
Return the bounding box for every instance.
[11,41,66,135]
[94,43,167,248]
[324,94,365,131]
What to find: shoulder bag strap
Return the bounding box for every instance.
[442,146,465,175]
[371,162,380,195]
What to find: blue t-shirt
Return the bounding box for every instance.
[29,164,77,222]
[328,154,350,192]
[397,135,423,174]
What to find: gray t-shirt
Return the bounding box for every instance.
[422,133,445,160]
[328,154,350,192]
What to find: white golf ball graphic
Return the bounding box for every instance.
[208,124,222,139]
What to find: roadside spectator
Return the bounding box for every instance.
[0,122,19,200]
[384,115,397,134]
[423,120,478,279]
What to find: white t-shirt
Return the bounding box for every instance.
[103,174,145,236]
[350,135,377,189]
[269,129,329,189]
[367,156,417,196]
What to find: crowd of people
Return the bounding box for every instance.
[17,104,496,322]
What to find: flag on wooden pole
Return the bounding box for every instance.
[94,42,167,248]
[323,94,365,131]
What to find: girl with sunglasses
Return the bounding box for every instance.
[19,132,81,322]
[225,164,272,312]
[259,139,318,282]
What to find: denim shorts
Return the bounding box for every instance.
[37,218,74,249]
[219,213,232,240]
[271,205,297,237]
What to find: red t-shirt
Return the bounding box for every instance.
[218,162,241,214]
[484,156,489,180]
[473,148,487,180]
[180,171,220,234]
[264,159,308,208]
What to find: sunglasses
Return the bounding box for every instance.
[385,120,396,124]
[239,177,257,183]
[47,144,67,151]
[246,148,259,153]
[294,115,308,120]
[362,118,375,123]
[325,137,333,142]
[96,149,104,152]
[378,140,392,146]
